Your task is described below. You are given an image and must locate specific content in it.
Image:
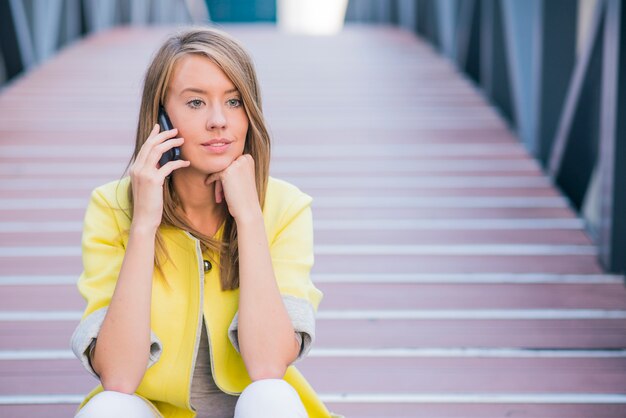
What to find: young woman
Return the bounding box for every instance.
[70,27,341,418]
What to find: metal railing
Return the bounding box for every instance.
[345,0,625,275]
[0,0,209,87]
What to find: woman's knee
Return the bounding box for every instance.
[234,379,307,418]
[75,391,158,418]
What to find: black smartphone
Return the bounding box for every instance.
[158,105,181,168]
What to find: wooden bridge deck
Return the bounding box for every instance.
[1,24,626,417]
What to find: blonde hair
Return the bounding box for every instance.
[122,26,270,291]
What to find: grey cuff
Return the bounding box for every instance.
[228,295,316,363]
[70,306,163,379]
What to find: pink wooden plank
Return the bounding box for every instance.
[0,405,80,418]
[2,318,626,351]
[0,187,562,199]
[314,318,626,349]
[3,228,594,247]
[312,207,579,219]
[312,254,605,274]
[0,207,577,222]
[314,229,594,245]
[2,357,626,395]
[3,283,626,311]
[315,283,626,310]
[0,210,87,221]
[0,254,605,275]
[0,232,82,246]
[0,321,78,350]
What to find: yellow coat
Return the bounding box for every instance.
[71,176,339,417]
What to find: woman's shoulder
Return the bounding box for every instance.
[88,176,131,210]
[264,176,313,226]
[266,176,312,207]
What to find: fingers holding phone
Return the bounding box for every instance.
[157,105,182,168]
[136,124,189,176]
[129,124,190,230]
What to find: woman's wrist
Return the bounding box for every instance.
[129,221,159,237]
[234,209,264,227]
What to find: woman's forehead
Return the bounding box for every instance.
[169,54,237,94]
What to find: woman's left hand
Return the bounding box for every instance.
[204,154,261,223]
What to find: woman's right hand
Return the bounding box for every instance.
[129,124,190,231]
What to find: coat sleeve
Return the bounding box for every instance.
[228,191,323,363]
[69,187,162,379]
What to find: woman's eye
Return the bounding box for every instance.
[227,98,242,108]
[187,99,204,109]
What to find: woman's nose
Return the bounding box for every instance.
[206,104,227,130]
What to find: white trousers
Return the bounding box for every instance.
[75,379,308,418]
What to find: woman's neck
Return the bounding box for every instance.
[171,169,225,230]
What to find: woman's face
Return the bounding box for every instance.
[164,54,249,175]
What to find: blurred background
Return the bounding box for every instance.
[1,0,623,272]
[1,1,626,417]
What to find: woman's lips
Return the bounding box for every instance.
[201,142,231,153]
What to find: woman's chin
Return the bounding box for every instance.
[190,161,231,175]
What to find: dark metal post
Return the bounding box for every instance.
[599,0,626,273]
[480,0,514,125]
[533,0,577,166]
[458,0,481,83]
[0,1,25,82]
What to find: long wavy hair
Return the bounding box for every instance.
[121,26,271,291]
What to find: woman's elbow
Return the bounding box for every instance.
[247,362,288,382]
[100,375,140,395]
[98,364,144,394]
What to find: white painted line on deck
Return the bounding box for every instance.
[0,196,569,210]
[0,218,584,233]
[2,309,626,322]
[0,275,76,285]
[0,275,77,285]
[2,273,622,287]
[0,144,525,158]
[0,222,83,232]
[315,219,584,230]
[316,309,626,320]
[0,350,75,360]
[0,159,539,176]
[277,159,540,171]
[276,177,552,189]
[0,395,85,405]
[0,311,82,321]
[0,145,130,158]
[0,176,554,190]
[319,393,626,404]
[314,244,597,256]
[0,247,80,256]
[2,347,625,361]
[2,393,626,405]
[0,244,598,257]
[311,273,625,284]
[0,198,87,210]
[274,146,526,158]
[0,179,111,190]
[0,163,122,175]
[311,196,568,208]
[310,347,626,358]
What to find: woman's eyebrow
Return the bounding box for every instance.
[179,87,239,95]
